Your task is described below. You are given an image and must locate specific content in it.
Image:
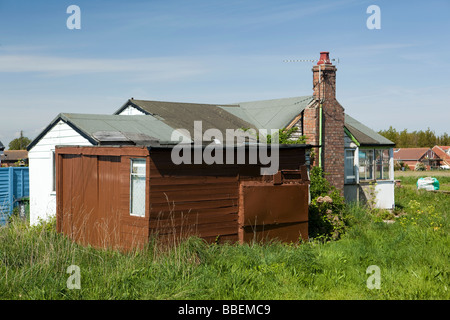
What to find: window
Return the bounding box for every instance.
[359,149,374,181]
[375,149,383,180]
[382,149,390,180]
[345,149,356,183]
[375,149,391,180]
[51,150,56,192]
[359,148,391,181]
[130,158,146,217]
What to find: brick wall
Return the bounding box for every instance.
[303,103,319,167]
[303,63,345,191]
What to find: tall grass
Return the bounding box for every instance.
[0,187,448,300]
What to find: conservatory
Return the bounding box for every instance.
[343,115,396,209]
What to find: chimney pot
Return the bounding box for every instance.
[317,51,332,65]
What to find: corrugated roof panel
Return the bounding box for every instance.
[60,114,184,144]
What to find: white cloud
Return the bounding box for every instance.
[0,54,208,80]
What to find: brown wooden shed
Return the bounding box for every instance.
[56,143,311,250]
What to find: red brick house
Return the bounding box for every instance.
[432,146,450,169]
[393,147,440,170]
[0,150,29,167]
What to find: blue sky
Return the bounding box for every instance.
[1,0,449,146]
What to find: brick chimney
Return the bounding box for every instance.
[303,52,345,191]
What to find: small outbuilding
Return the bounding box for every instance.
[55,143,311,250]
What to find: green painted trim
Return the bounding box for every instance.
[359,146,393,150]
[344,126,360,147]
[319,103,323,168]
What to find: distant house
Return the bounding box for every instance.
[0,141,4,166]
[0,150,28,167]
[432,146,450,169]
[441,146,450,155]
[393,148,440,170]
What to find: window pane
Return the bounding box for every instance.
[52,151,56,192]
[345,149,356,183]
[382,149,390,180]
[375,150,383,180]
[130,159,146,217]
[131,175,146,216]
[359,150,374,180]
[132,161,146,175]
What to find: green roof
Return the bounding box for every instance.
[115,96,393,146]
[116,96,314,132]
[27,113,191,150]
[344,114,395,146]
[29,96,394,150]
[224,96,314,130]
[60,113,185,144]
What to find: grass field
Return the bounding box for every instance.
[0,178,448,300]
[395,170,450,191]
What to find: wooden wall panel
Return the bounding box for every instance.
[148,147,309,244]
[149,149,240,242]
[57,145,310,248]
[57,148,151,250]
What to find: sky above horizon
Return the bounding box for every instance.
[1,0,449,147]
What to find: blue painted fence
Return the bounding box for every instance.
[0,167,29,225]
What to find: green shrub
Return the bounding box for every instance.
[308,167,347,241]
[415,162,426,171]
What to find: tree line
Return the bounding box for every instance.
[8,131,32,150]
[378,127,450,148]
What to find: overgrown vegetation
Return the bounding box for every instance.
[308,167,347,241]
[265,127,306,144]
[0,171,448,300]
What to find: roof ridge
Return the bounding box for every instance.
[235,95,313,104]
[132,99,238,107]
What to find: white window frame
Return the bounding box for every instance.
[344,148,357,184]
[51,149,56,194]
[359,148,393,182]
[129,158,146,217]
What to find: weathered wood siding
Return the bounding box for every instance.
[149,147,308,243]
[56,145,309,249]
[56,146,149,249]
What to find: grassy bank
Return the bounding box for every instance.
[0,187,448,300]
